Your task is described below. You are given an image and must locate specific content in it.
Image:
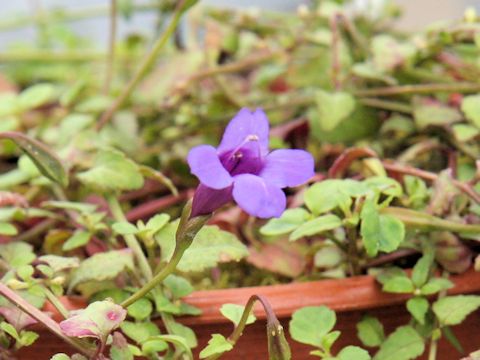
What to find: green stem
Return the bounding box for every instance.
[353,82,480,97]
[96,0,190,130]
[428,272,449,360]
[44,287,70,319]
[346,226,361,276]
[381,207,480,233]
[0,283,95,357]
[121,205,209,308]
[121,245,184,308]
[359,97,412,114]
[106,194,153,282]
[103,0,117,95]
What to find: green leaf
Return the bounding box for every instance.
[452,124,480,142]
[411,253,434,288]
[0,222,17,236]
[120,321,160,344]
[406,297,429,325]
[461,94,480,128]
[289,306,336,347]
[17,265,34,281]
[413,99,462,129]
[62,231,91,251]
[127,298,152,321]
[18,83,56,110]
[199,334,233,359]
[314,90,356,131]
[147,335,193,359]
[321,330,340,354]
[304,180,367,215]
[50,355,73,360]
[38,255,79,273]
[314,246,343,268]
[141,339,168,354]
[169,321,197,349]
[1,321,20,341]
[289,215,342,241]
[338,346,371,360]
[0,242,35,268]
[19,330,39,347]
[363,177,403,198]
[374,326,424,360]
[382,276,414,294]
[260,208,310,236]
[420,278,453,295]
[433,295,480,326]
[144,214,171,235]
[112,222,138,235]
[220,304,256,327]
[0,132,68,187]
[442,326,464,354]
[164,275,194,299]
[68,250,134,291]
[361,199,405,257]
[77,149,143,192]
[357,315,385,347]
[156,222,248,272]
[139,165,178,196]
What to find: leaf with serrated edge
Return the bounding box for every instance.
[220,304,256,327]
[433,295,480,326]
[68,250,133,291]
[199,334,233,359]
[374,326,424,360]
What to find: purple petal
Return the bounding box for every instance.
[232,174,286,218]
[259,149,314,188]
[218,108,269,155]
[187,145,233,189]
[191,184,233,217]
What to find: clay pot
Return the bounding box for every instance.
[18,269,480,359]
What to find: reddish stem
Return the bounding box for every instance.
[328,147,377,178]
[126,190,190,222]
[383,162,480,204]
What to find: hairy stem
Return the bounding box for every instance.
[0,283,95,357]
[121,205,209,308]
[44,287,70,319]
[106,194,153,282]
[206,294,289,360]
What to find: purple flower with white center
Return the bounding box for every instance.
[188,108,314,218]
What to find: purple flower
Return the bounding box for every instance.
[188,108,314,218]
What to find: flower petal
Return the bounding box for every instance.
[218,108,269,155]
[187,145,233,189]
[259,149,314,188]
[232,174,286,218]
[191,184,233,217]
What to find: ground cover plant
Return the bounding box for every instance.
[0,0,480,359]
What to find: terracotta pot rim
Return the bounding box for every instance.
[45,269,480,326]
[180,268,480,325]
